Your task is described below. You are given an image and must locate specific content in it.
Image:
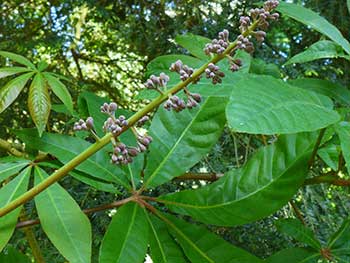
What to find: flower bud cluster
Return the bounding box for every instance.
[229,59,243,72]
[205,63,225,84]
[169,60,200,83]
[204,29,230,55]
[164,95,186,112]
[144,73,170,90]
[73,117,94,131]
[103,115,128,135]
[136,116,150,127]
[111,143,136,165]
[100,102,118,115]
[136,134,153,152]
[236,35,255,53]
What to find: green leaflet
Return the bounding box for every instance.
[0,160,30,182]
[15,129,130,188]
[99,202,149,263]
[265,248,319,263]
[275,219,321,250]
[28,73,51,136]
[143,96,227,188]
[163,213,263,263]
[0,67,31,79]
[146,213,187,263]
[226,74,339,135]
[0,167,31,252]
[328,217,350,251]
[34,167,92,263]
[160,133,316,226]
[175,33,211,60]
[0,51,36,70]
[334,122,350,174]
[0,246,31,263]
[0,72,34,113]
[288,78,350,107]
[43,72,73,114]
[277,3,350,55]
[285,40,349,65]
[318,144,340,171]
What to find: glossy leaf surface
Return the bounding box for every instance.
[34,167,92,263]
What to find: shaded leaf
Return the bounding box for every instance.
[265,248,319,263]
[0,167,31,251]
[34,167,92,263]
[144,96,227,188]
[28,73,51,136]
[226,74,339,135]
[43,72,73,113]
[175,33,210,60]
[0,160,30,182]
[0,67,32,79]
[334,122,350,174]
[328,217,350,251]
[318,144,339,171]
[0,72,34,113]
[250,59,280,78]
[160,133,316,226]
[0,51,36,70]
[99,202,149,263]
[0,246,31,263]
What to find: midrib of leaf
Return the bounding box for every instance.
[145,213,167,262]
[282,223,320,249]
[0,162,28,177]
[127,164,135,190]
[36,168,85,263]
[160,145,311,210]
[145,99,211,187]
[114,204,138,263]
[300,253,321,263]
[328,220,350,248]
[4,167,30,204]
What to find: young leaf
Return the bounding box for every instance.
[226,74,339,135]
[334,122,350,174]
[0,51,36,70]
[175,33,211,60]
[275,219,321,250]
[43,72,73,114]
[99,202,149,263]
[288,78,350,107]
[285,40,349,65]
[265,248,320,263]
[28,73,51,136]
[0,67,32,79]
[318,144,339,171]
[0,160,29,182]
[163,213,263,263]
[0,72,34,113]
[277,3,350,55]
[146,213,187,263]
[0,246,32,263]
[143,96,227,188]
[15,129,130,189]
[160,133,316,226]
[34,167,92,263]
[0,167,31,251]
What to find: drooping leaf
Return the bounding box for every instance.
[28,73,51,136]
[0,160,30,182]
[0,167,31,252]
[143,96,227,188]
[0,246,31,263]
[288,78,350,106]
[334,122,350,174]
[0,51,36,70]
[277,3,350,55]
[226,74,339,135]
[160,133,316,226]
[99,202,149,263]
[0,67,32,79]
[265,248,319,263]
[163,213,263,263]
[146,213,187,263]
[0,72,34,113]
[318,144,340,171]
[275,219,321,250]
[15,129,130,188]
[43,72,73,114]
[285,40,349,65]
[175,33,211,60]
[34,167,92,263]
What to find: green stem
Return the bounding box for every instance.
[0,20,261,218]
[308,128,326,168]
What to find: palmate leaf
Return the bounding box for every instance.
[34,167,92,263]
[265,248,319,263]
[275,219,321,250]
[0,51,36,70]
[226,74,339,135]
[0,160,30,182]
[143,96,227,188]
[163,213,263,263]
[0,167,31,252]
[43,72,73,114]
[146,214,187,263]
[0,67,32,79]
[0,72,34,113]
[160,133,316,226]
[99,202,149,263]
[277,3,350,55]
[28,73,51,136]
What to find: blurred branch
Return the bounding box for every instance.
[175,172,223,181]
[0,138,25,157]
[304,174,350,186]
